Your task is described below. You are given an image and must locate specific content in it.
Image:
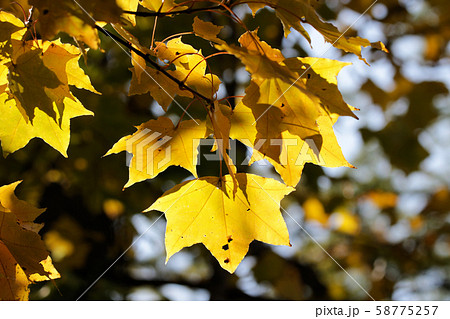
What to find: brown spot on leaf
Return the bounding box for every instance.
[222,244,229,251]
[224,258,230,264]
[227,236,233,243]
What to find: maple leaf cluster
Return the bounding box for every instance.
[104,4,386,272]
[0,0,387,298]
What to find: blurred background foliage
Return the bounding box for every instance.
[1,0,449,300]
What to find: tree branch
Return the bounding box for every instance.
[123,5,223,17]
[95,25,213,104]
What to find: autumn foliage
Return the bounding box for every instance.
[0,0,389,300]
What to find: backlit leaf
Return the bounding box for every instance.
[0,1,31,21]
[0,92,93,157]
[0,181,60,301]
[7,40,76,122]
[193,17,225,44]
[155,37,221,99]
[0,11,26,62]
[117,0,139,25]
[140,0,186,13]
[0,33,96,156]
[29,0,123,49]
[147,173,293,273]
[106,117,207,188]
[231,102,352,186]
[221,34,354,185]
[128,51,192,110]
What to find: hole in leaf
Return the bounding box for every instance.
[222,244,229,251]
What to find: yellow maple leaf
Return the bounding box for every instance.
[0,181,60,301]
[0,93,93,157]
[246,0,388,62]
[155,37,221,99]
[222,34,354,185]
[0,1,31,21]
[0,11,27,63]
[29,0,123,49]
[106,117,207,188]
[0,35,96,157]
[284,57,357,118]
[112,24,154,55]
[140,0,186,13]
[215,31,323,162]
[128,52,193,110]
[7,40,79,123]
[147,173,293,273]
[231,103,353,186]
[216,30,288,82]
[217,30,356,134]
[192,17,225,44]
[117,0,139,25]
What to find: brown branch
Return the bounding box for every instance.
[123,5,223,17]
